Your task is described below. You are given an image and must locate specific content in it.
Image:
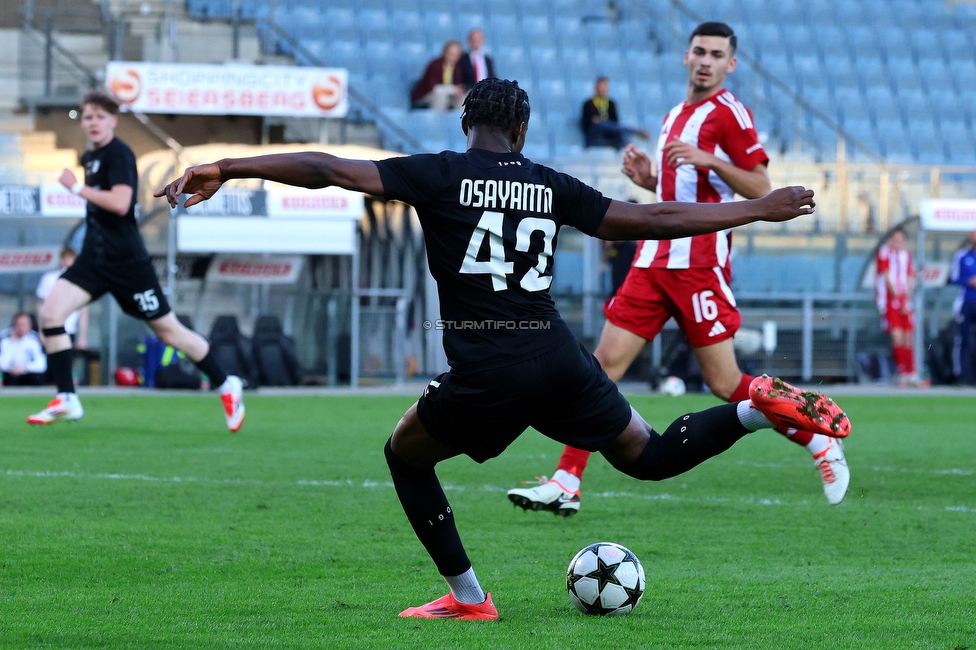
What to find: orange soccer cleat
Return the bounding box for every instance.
[398,592,499,621]
[749,375,851,438]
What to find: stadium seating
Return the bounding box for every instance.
[181,0,975,168]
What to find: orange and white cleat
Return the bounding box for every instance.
[813,437,850,506]
[27,393,84,425]
[219,376,245,433]
[399,592,498,621]
[749,375,851,438]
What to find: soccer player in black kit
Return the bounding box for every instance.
[158,79,850,620]
[29,91,245,432]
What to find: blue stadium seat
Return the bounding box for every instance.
[357,9,388,30]
[915,141,947,165]
[522,15,550,38]
[456,12,487,31]
[880,142,913,164]
[389,10,422,33]
[909,28,943,61]
[936,107,969,128]
[941,30,970,63]
[323,6,355,29]
[817,26,848,60]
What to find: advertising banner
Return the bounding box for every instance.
[0,246,60,274]
[40,184,87,217]
[920,199,976,232]
[266,186,363,220]
[106,62,348,118]
[205,254,305,284]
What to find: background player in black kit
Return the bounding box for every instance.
[28,91,245,432]
[158,79,850,620]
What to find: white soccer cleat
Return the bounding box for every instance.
[507,477,581,517]
[27,394,84,425]
[220,375,245,433]
[812,437,850,506]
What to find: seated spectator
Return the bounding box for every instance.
[581,76,650,148]
[1,312,48,386]
[411,40,466,111]
[36,246,88,349]
[459,29,496,91]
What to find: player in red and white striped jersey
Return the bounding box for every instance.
[875,227,922,386]
[508,22,849,513]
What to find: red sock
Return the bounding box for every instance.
[728,374,754,403]
[780,428,815,446]
[893,346,910,375]
[556,446,592,480]
[901,346,915,375]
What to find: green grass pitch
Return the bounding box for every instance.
[1,392,973,649]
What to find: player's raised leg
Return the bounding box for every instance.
[27,279,90,425]
[386,403,498,620]
[507,321,646,515]
[149,312,245,432]
[695,340,850,504]
[601,378,851,481]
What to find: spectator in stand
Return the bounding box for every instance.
[459,29,495,91]
[950,229,976,385]
[36,247,88,349]
[1,312,48,386]
[581,76,649,149]
[411,40,466,111]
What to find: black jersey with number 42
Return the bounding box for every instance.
[376,149,611,373]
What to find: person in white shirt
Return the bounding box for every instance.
[36,247,88,349]
[1,312,48,386]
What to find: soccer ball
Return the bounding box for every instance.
[660,375,686,396]
[566,542,645,616]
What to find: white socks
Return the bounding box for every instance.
[805,433,832,456]
[445,567,486,604]
[552,469,581,493]
[736,400,774,432]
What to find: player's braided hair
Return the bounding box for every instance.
[462,78,530,132]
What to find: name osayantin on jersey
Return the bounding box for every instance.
[376,149,610,372]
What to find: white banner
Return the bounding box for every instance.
[179,217,356,254]
[0,246,60,274]
[920,262,951,288]
[206,255,305,284]
[920,199,976,232]
[40,184,86,217]
[106,62,348,118]
[266,186,364,219]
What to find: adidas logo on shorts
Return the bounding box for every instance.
[708,321,727,337]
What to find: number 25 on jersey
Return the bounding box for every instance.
[460,211,556,292]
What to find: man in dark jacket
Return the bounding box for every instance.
[459,29,495,91]
[581,77,649,148]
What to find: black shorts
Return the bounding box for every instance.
[61,253,171,321]
[416,338,634,463]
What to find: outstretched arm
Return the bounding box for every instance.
[594,186,815,241]
[154,152,384,208]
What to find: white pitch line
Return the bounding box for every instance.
[3,468,975,515]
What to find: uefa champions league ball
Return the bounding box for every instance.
[660,375,687,396]
[566,542,645,616]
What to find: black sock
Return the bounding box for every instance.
[47,349,75,394]
[193,350,227,387]
[384,438,471,577]
[619,403,750,481]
